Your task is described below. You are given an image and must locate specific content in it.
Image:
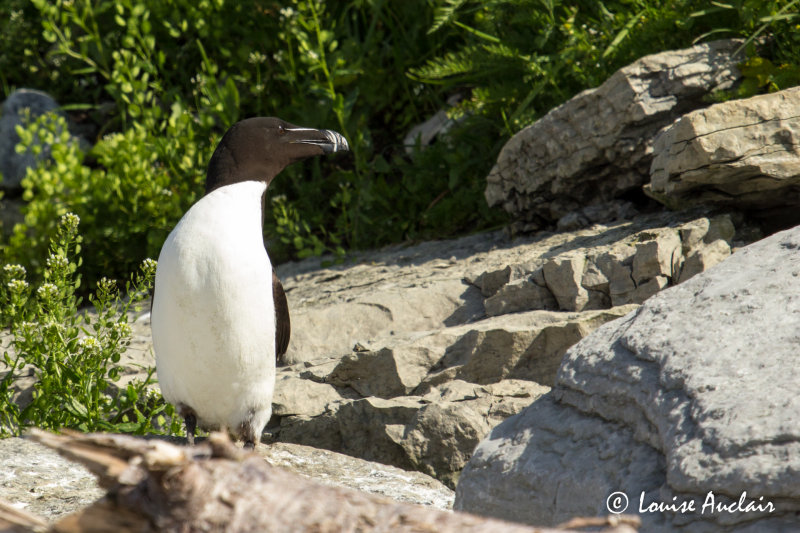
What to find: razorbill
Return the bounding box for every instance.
[151,117,349,448]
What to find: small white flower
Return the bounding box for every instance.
[97,277,117,292]
[78,336,101,352]
[15,321,36,335]
[60,212,80,228]
[248,51,267,64]
[43,320,65,333]
[7,279,29,292]
[46,254,69,269]
[279,7,295,18]
[142,258,157,270]
[37,283,58,299]
[112,322,132,338]
[3,264,26,278]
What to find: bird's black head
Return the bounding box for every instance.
[205,117,349,194]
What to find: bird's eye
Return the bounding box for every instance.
[277,124,286,135]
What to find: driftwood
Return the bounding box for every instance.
[0,430,641,533]
[0,499,48,533]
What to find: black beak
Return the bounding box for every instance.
[289,128,350,154]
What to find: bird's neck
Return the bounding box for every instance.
[205,145,277,194]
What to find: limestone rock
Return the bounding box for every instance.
[272,372,347,417]
[484,279,557,316]
[0,438,103,521]
[471,212,740,315]
[556,200,639,232]
[282,273,483,365]
[455,224,800,531]
[261,441,455,510]
[678,214,736,252]
[485,40,742,228]
[649,86,800,215]
[677,239,731,283]
[631,229,681,284]
[327,344,442,398]
[593,245,637,305]
[284,283,465,364]
[272,304,633,488]
[275,374,553,489]
[455,393,664,527]
[543,255,589,311]
[392,401,491,487]
[424,308,637,388]
[262,211,745,488]
[471,265,534,297]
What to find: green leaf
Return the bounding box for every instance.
[66,397,89,418]
[114,422,142,432]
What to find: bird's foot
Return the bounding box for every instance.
[184,412,197,446]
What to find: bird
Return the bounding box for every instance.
[151,117,349,448]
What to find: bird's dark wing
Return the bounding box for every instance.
[273,270,291,364]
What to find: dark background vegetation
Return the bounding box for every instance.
[1,0,799,289]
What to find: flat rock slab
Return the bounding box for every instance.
[0,438,103,521]
[263,441,454,510]
[650,86,800,213]
[455,224,800,531]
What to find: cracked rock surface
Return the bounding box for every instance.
[262,209,741,488]
[1,209,747,504]
[649,85,800,217]
[455,224,800,532]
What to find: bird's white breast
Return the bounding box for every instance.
[151,180,275,431]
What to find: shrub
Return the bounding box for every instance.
[6,107,208,290]
[0,213,180,436]
[2,0,799,287]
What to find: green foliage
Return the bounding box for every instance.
[2,0,800,285]
[412,0,800,133]
[725,55,800,99]
[5,108,206,290]
[0,213,181,437]
[0,0,55,95]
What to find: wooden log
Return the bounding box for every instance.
[20,430,639,533]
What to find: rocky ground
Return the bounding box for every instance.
[0,205,753,524]
[3,37,800,531]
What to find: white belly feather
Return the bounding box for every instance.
[152,180,275,432]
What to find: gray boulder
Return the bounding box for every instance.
[0,89,79,192]
[649,86,800,217]
[485,40,742,229]
[455,224,800,531]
